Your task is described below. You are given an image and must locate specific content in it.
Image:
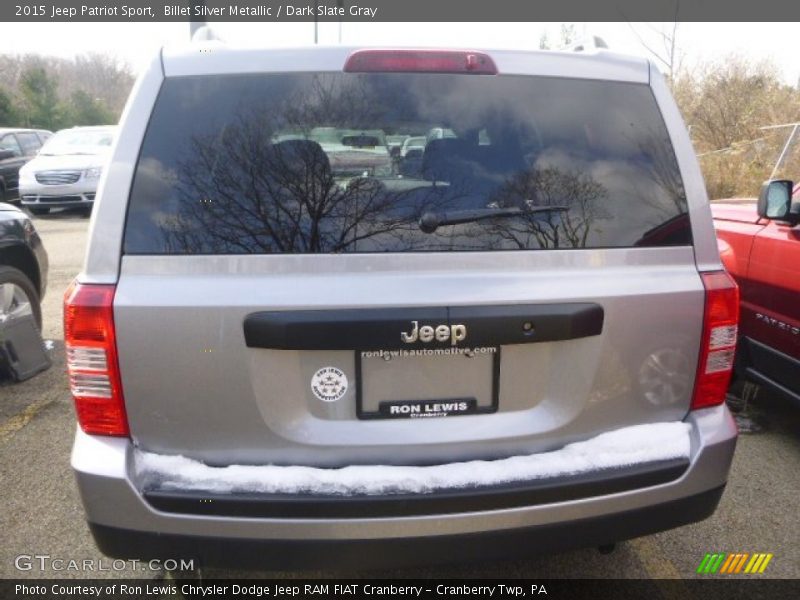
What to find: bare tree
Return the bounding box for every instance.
[673,56,800,198]
[0,52,134,127]
[628,4,682,85]
[485,167,607,250]
[537,24,579,50]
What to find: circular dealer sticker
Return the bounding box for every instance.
[310,367,349,403]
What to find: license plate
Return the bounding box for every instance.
[356,347,500,419]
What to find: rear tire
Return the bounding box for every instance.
[0,266,42,330]
[28,207,49,216]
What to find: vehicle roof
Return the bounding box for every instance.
[160,44,651,84]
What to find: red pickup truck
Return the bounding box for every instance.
[712,180,800,406]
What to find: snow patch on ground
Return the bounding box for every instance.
[135,422,691,496]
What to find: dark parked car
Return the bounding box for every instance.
[0,129,52,203]
[0,202,48,329]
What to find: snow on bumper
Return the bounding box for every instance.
[135,422,692,496]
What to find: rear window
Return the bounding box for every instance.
[124,73,691,254]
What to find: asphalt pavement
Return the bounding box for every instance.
[1,210,798,581]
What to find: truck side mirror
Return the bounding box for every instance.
[757,180,793,220]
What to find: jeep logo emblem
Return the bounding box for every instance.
[400,321,467,346]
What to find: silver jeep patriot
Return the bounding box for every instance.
[66,45,739,569]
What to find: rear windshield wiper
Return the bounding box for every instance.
[419,206,569,233]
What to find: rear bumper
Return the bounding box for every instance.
[142,458,690,519]
[72,404,737,569]
[90,485,725,570]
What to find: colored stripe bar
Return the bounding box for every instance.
[749,554,766,573]
[709,553,726,574]
[703,552,773,575]
[697,553,712,574]
[720,553,736,574]
[758,554,773,573]
[744,554,760,573]
[733,553,749,573]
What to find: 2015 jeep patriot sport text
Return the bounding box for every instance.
[66,46,739,569]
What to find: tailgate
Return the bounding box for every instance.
[115,249,702,466]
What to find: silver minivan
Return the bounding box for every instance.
[19,126,116,215]
[66,45,739,569]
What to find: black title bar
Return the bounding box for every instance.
[5,0,800,22]
[2,578,798,599]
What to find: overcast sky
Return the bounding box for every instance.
[1,22,798,84]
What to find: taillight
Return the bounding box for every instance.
[344,50,498,74]
[691,271,740,411]
[63,281,129,436]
